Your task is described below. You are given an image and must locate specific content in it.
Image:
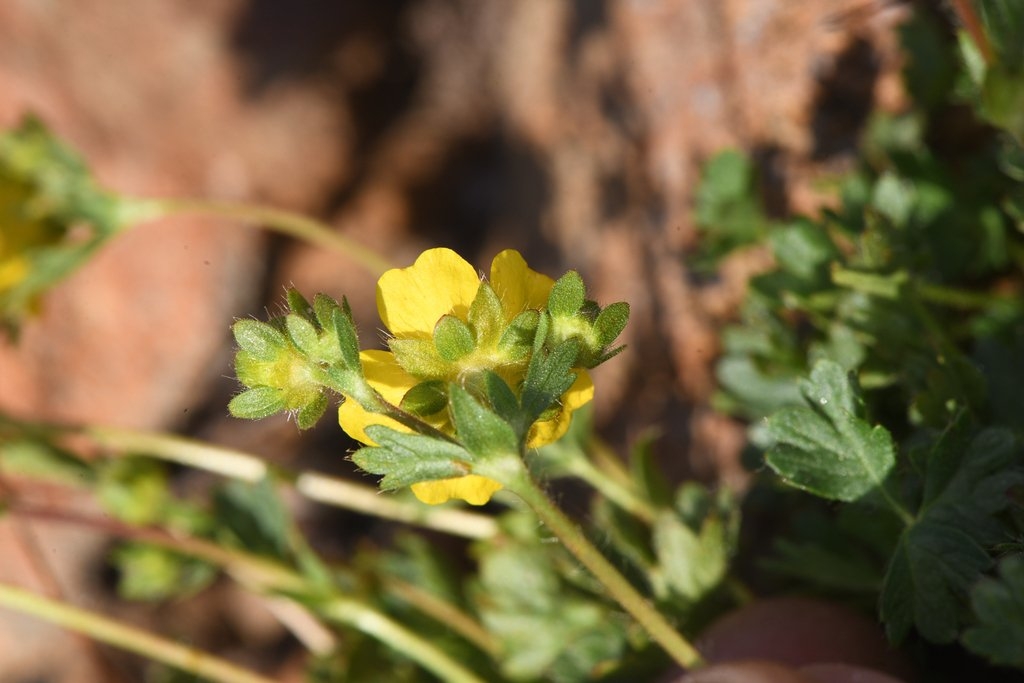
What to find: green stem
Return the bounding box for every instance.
[148,197,393,276]
[564,455,655,524]
[320,598,488,683]
[917,281,1017,310]
[0,582,276,683]
[507,470,705,670]
[10,503,484,677]
[85,425,499,540]
[384,577,500,656]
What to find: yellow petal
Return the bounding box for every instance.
[337,350,417,444]
[490,249,554,322]
[410,475,503,505]
[377,248,480,337]
[526,370,594,448]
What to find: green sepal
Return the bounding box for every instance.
[286,288,314,320]
[594,301,630,347]
[498,310,540,361]
[295,391,329,429]
[765,360,895,502]
[229,387,287,420]
[469,281,504,347]
[434,314,475,362]
[353,426,474,491]
[390,338,448,378]
[547,270,586,317]
[448,383,519,460]
[400,380,448,417]
[285,313,320,358]
[232,319,288,360]
[331,298,363,372]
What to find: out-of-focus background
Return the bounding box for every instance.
[0,1,908,680]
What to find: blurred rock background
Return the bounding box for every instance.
[0,1,908,680]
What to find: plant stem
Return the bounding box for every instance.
[320,597,488,683]
[85,425,499,540]
[564,454,655,524]
[507,470,705,670]
[384,577,500,656]
[10,502,485,677]
[0,582,276,683]
[148,197,393,276]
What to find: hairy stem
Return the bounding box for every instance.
[0,582,276,683]
[86,425,498,540]
[148,198,393,276]
[507,470,705,670]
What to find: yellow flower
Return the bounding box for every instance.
[339,248,594,505]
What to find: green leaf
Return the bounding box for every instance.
[693,149,766,260]
[228,386,286,420]
[475,536,627,681]
[213,479,292,560]
[963,555,1024,667]
[770,220,839,284]
[765,360,896,502]
[112,543,216,602]
[651,510,729,603]
[448,384,519,459]
[232,319,288,360]
[97,458,169,526]
[547,271,586,317]
[483,371,522,426]
[353,426,473,491]
[880,521,990,644]
[880,428,1023,643]
[433,314,475,362]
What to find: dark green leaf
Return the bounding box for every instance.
[448,384,519,459]
[483,371,522,426]
[963,555,1024,667]
[880,428,1023,643]
[521,339,579,425]
[880,521,990,643]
